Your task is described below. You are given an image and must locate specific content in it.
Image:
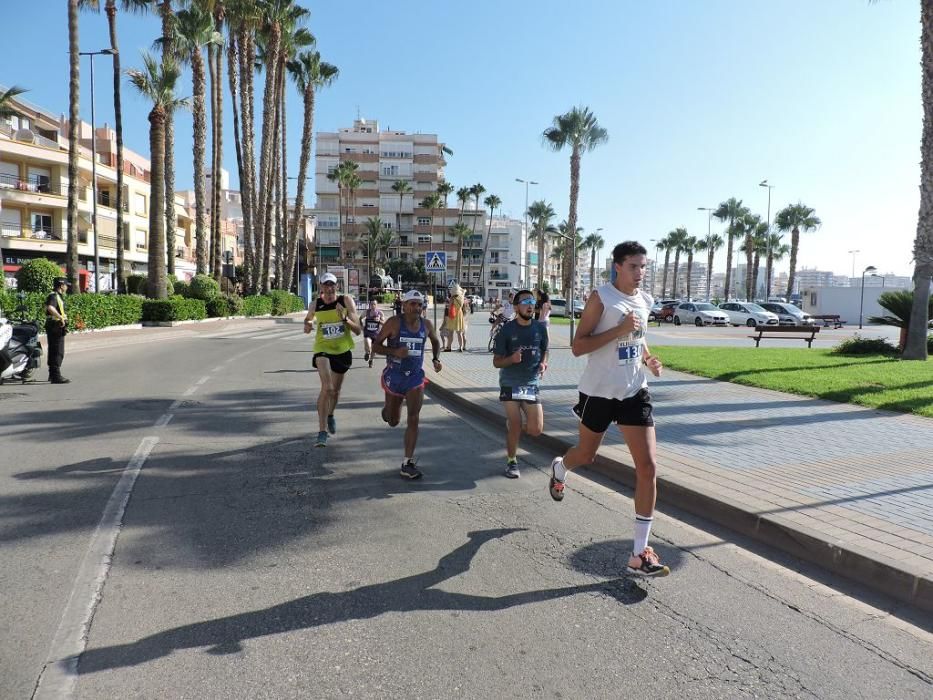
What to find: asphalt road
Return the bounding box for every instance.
[1,316,930,699]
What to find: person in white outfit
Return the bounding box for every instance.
[547,241,669,577]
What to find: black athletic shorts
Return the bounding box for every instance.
[572,389,654,433]
[313,350,353,374]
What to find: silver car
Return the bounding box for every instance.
[760,302,815,326]
[673,302,730,327]
[718,302,780,327]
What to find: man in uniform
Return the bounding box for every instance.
[45,277,70,384]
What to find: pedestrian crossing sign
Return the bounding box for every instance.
[425,251,447,272]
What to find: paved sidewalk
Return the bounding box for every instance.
[426,315,933,613]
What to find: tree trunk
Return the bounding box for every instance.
[672,252,681,298]
[288,86,314,294]
[744,234,753,300]
[589,248,596,295]
[160,1,176,279]
[766,254,773,299]
[903,1,933,360]
[106,1,126,293]
[752,251,761,299]
[785,227,800,300]
[192,47,208,274]
[564,147,580,295]
[227,31,245,290]
[67,0,80,290]
[148,108,167,299]
[661,250,671,298]
[237,27,258,293]
[278,65,288,290]
[537,231,544,293]
[211,36,224,281]
[686,254,693,299]
[256,23,281,293]
[478,210,495,294]
[706,249,714,301]
[724,228,734,301]
[261,72,281,294]
[270,118,280,289]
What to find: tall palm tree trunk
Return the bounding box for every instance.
[278,66,288,290]
[256,22,281,293]
[745,234,754,300]
[686,255,694,299]
[564,147,580,295]
[192,44,208,274]
[270,113,280,289]
[672,251,681,298]
[106,0,126,293]
[147,107,167,299]
[785,228,800,300]
[160,1,176,278]
[287,84,314,294]
[226,31,245,286]
[536,232,544,293]
[724,231,735,301]
[478,210,495,295]
[261,74,281,293]
[706,250,715,301]
[211,3,224,281]
[67,0,80,290]
[238,27,258,293]
[661,250,671,298]
[589,247,597,294]
[752,251,761,299]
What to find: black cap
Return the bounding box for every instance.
[53,277,70,287]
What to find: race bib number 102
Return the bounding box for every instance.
[322,322,344,339]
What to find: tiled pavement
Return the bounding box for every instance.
[425,315,933,612]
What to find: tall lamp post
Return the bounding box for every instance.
[515,177,538,287]
[847,249,860,281]
[697,206,714,299]
[649,238,658,296]
[80,48,116,292]
[859,265,877,329]
[759,180,774,298]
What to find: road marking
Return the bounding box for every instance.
[33,436,160,700]
[195,376,209,386]
[154,413,173,428]
[182,386,198,396]
[168,400,182,411]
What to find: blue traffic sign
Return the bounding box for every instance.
[425,251,447,272]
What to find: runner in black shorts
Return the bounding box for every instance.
[547,242,669,577]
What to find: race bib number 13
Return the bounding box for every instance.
[617,341,640,365]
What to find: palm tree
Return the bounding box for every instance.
[738,213,763,300]
[764,233,789,299]
[656,236,672,297]
[667,228,689,298]
[156,0,179,277]
[713,197,750,301]
[464,183,485,290]
[476,193,501,294]
[542,106,608,294]
[0,85,28,271]
[450,222,472,282]
[344,171,361,268]
[171,4,221,275]
[391,179,412,258]
[210,0,229,282]
[583,231,604,294]
[127,53,188,299]
[696,233,723,301]
[360,216,384,294]
[435,180,453,253]
[67,0,81,290]
[286,50,337,292]
[556,221,584,296]
[868,290,933,351]
[774,202,821,302]
[526,200,557,290]
[681,235,697,300]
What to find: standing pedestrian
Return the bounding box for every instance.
[45,277,70,384]
[442,284,467,352]
[492,289,548,478]
[535,289,552,338]
[372,290,443,479]
[547,241,669,577]
[303,272,362,447]
[393,293,403,316]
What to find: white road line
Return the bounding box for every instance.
[168,400,182,411]
[195,376,209,386]
[182,386,198,396]
[154,413,174,428]
[33,436,160,700]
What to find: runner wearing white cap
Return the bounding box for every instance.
[303,272,362,447]
[371,290,443,479]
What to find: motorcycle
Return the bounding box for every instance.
[0,296,42,384]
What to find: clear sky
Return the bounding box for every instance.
[4,0,922,278]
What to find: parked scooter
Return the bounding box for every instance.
[0,295,42,384]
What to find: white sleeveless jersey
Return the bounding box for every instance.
[577,284,654,400]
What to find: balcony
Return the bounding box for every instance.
[1,224,64,241]
[0,173,66,197]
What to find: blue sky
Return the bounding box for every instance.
[5,0,921,277]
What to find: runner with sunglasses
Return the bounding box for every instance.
[371,290,443,479]
[492,289,548,478]
[303,273,362,447]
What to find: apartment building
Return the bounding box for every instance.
[312,118,463,278]
[482,215,525,301]
[0,90,194,289]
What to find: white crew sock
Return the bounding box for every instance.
[633,514,653,555]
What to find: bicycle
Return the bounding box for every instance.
[487,313,506,352]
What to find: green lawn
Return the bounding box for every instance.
[651,346,933,418]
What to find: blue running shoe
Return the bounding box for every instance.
[315,431,328,448]
[327,415,336,435]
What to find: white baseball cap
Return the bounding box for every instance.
[320,272,337,284]
[402,290,424,303]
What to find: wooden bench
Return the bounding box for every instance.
[811,314,846,329]
[749,324,820,348]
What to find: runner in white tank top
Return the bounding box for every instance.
[547,241,670,578]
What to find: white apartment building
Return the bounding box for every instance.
[312,118,459,277]
[482,215,525,301]
[1,90,194,289]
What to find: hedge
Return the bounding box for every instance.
[206,293,244,318]
[15,258,62,293]
[141,296,207,322]
[0,291,144,331]
[268,290,305,315]
[242,294,273,317]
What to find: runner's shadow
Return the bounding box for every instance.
[76,528,645,674]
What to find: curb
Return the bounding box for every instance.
[426,379,932,614]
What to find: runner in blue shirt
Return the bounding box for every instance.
[492,289,549,478]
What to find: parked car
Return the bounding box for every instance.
[550,297,583,318]
[718,302,780,327]
[657,301,680,323]
[466,294,483,309]
[673,302,730,327]
[760,302,816,326]
[649,299,679,322]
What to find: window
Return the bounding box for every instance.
[32,213,52,238]
[383,221,393,230]
[134,193,146,215]
[135,229,147,250]
[417,217,431,226]
[98,189,111,207]
[417,235,432,244]
[382,165,399,177]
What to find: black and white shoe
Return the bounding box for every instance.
[400,459,422,480]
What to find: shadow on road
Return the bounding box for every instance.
[75,528,646,674]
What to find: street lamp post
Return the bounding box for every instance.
[80,48,116,292]
[697,207,714,299]
[759,180,774,299]
[847,249,860,281]
[648,238,658,296]
[515,177,538,287]
[859,265,877,329]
